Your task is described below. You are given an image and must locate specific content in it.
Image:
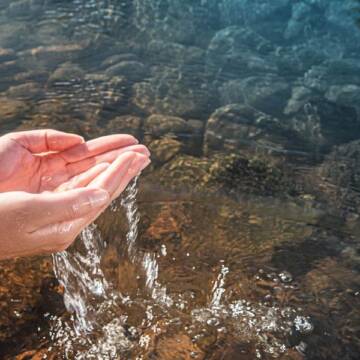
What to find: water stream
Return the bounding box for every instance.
[50,179,314,359]
[1,1,360,358]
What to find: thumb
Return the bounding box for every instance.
[30,187,110,231]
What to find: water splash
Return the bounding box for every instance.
[51,177,172,356]
[210,263,229,308]
[51,179,313,359]
[120,176,140,260]
[52,224,109,334]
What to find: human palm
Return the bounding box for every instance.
[0,129,147,193]
[0,129,151,259]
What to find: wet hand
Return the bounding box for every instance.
[0,130,151,259]
[0,129,149,192]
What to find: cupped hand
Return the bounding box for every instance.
[0,130,151,260]
[0,129,149,193]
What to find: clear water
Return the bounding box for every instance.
[1,0,360,359]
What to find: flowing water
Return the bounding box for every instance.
[1,0,360,359]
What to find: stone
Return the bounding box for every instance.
[284,2,315,40]
[144,114,190,138]
[6,0,44,18]
[318,139,360,210]
[0,21,28,49]
[35,21,68,46]
[132,67,216,118]
[241,76,291,116]
[6,82,44,99]
[289,100,360,150]
[284,86,316,115]
[203,104,284,154]
[325,85,360,108]
[148,334,203,360]
[18,44,84,68]
[101,53,138,68]
[303,59,360,94]
[105,115,143,138]
[148,138,182,165]
[219,80,245,106]
[206,26,274,80]
[133,0,219,46]
[155,152,296,197]
[218,0,291,27]
[14,70,48,83]
[48,62,84,85]
[219,75,290,116]
[105,60,147,82]
[147,40,205,68]
[0,47,16,62]
[0,97,28,125]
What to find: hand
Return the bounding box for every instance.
[0,130,151,260]
[0,129,149,193]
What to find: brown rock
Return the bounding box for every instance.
[105,115,143,138]
[144,114,190,137]
[6,82,44,99]
[48,62,84,85]
[0,96,28,123]
[148,138,182,165]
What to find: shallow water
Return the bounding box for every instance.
[1,0,360,359]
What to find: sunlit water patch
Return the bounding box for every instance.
[50,180,313,359]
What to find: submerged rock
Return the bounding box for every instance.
[48,62,84,85]
[318,139,360,211]
[105,60,148,83]
[325,85,360,109]
[19,44,84,67]
[289,100,360,150]
[0,48,16,62]
[132,67,215,118]
[148,138,182,166]
[220,75,290,116]
[6,0,44,18]
[284,86,316,115]
[6,82,44,99]
[144,114,190,137]
[218,0,291,27]
[206,26,274,80]
[0,96,28,129]
[101,53,138,68]
[203,104,286,155]
[155,152,297,198]
[104,115,143,138]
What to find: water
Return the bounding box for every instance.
[1,0,360,359]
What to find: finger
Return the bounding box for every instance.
[33,207,104,253]
[67,154,151,244]
[32,155,151,253]
[60,134,139,164]
[8,129,84,153]
[111,153,151,200]
[65,144,150,178]
[90,144,150,164]
[55,163,110,192]
[29,187,110,230]
[88,151,138,197]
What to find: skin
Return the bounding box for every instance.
[0,129,151,260]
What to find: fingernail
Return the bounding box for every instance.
[89,189,110,207]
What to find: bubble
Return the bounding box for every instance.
[279,271,293,283]
[294,316,314,334]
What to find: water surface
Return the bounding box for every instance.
[1,0,360,359]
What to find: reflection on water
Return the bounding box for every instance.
[1,0,360,359]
